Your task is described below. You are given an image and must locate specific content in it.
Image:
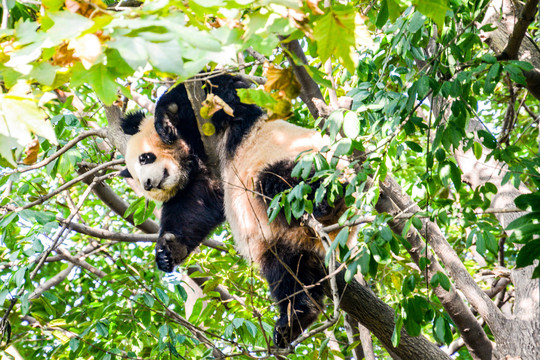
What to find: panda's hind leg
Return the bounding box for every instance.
[260,244,326,348]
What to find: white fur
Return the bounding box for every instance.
[124,117,190,202]
[220,119,347,263]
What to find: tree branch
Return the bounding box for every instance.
[184,79,221,179]
[280,39,327,119]
[377,176,497,360]
[8,128,106,175]
[481,0,540,99]
[29,263,76,300]
[500,0,540,60]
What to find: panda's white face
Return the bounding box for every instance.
[125,117,190,202]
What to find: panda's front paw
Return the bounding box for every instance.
[155,234,189,273]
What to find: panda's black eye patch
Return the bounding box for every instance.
[139,152,156,165]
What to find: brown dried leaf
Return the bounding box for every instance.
[23,138,40,165]
[264,65,301,100]
[52,42,77,67]
[305,0,324,15]
[201,94,234,119]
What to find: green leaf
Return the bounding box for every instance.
[376,0,389,28]
[313,9,358,73]
[45,12,94,46]
[408,11,426,33]
[477,130,497,150]
[146,40,184,75]
[412,216,423,230]
[334,138,353,157]
[69,337,80,352]
[402,275,416,296]
[473,142,483,159]
[405,141,423,153]
[504,63,527,86]
[95,321,108,338]
[514,193,540,211]
[72,63,118,105]
[324,110,344,142]
[392,314,403,347]
[414,0,448,30]
[156,288,170,306]
[484,63,501,94]
[143,293,155,307]
[516,240,540,268]
[507,211,540,231]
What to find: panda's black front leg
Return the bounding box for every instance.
[260,244,327,348]
[156,178,225,273]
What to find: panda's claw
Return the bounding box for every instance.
[155,233,189,273]
[155,241,174,273]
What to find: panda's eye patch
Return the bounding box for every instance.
[139,153,156,165]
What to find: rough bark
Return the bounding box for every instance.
[375,181,496,360]
[327,272,451,360]
[481,0,540,100]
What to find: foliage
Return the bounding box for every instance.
[0,0,539,359]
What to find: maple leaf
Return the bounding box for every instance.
[264,65,301,100]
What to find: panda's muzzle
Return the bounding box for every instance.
[143,168,169,191]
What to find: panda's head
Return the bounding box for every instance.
[120,111,191,202]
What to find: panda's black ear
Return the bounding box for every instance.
[121,110,146,135]
[119,168,132,178]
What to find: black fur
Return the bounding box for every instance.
[156,171,224,272]
[154,75,263,157]
[260,244,326,348]
[121,110,146,135]
[154,84,208,162]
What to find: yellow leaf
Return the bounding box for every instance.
[0,81,58,165]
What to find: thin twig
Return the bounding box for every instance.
[7,128,107,175]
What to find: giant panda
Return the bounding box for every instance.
[121,74,353,348]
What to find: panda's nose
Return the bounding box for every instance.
[144,179,153,191]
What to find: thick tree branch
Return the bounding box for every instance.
[129,88,155,113]
[482,0,540,99]
[280,39,327,119]
[329,271,451,360]
[374,180,494,360]
[500,0,540,60]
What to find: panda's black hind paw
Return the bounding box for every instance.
[273,315,301,348]
[155,116,179,145]
[155,233,189,273]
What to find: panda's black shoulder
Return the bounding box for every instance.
[121,110,146,135]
